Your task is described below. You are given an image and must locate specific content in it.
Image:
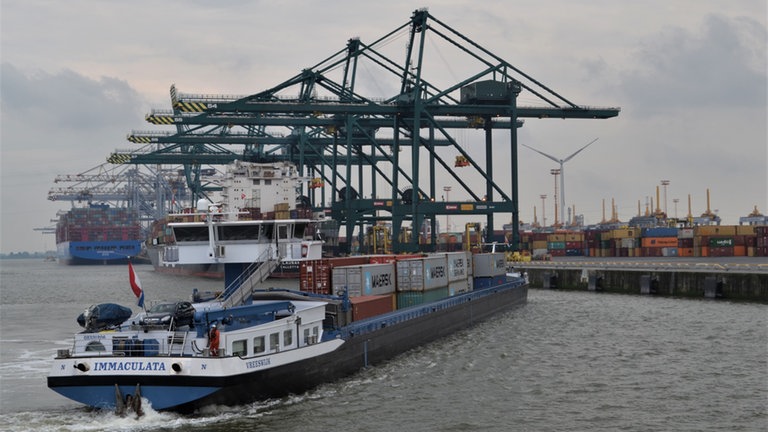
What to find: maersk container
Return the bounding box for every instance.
[445,251,472,282]
[448,279,472,296]
[396,286,450,309]
[332,262,396,297]
[472,253,506,278]
[396,255,448,292]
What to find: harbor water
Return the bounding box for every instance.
[0,259,765,431]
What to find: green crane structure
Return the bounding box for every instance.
[108,9,619,253]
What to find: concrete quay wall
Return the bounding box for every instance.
[516,261,768,302]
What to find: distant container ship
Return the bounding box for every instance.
[56,204,144,265]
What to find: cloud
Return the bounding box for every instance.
[1,63,146,138]
[618,14,767,116]
[1,64,151,253]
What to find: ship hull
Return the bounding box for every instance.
[57,240,144,265]
[186,279,527,411]
[48,279,526,412]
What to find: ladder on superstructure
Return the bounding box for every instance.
[216,249,280,309]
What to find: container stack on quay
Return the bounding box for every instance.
[513,224,767,258]
[756,226,768,257]
[299,251,507,315]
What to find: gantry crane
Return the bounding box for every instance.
[107,9,619,253]
[47,158,199,237]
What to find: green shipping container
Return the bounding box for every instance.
[396,286,450,309]
[709,238,734,247]
[548,241,566,250]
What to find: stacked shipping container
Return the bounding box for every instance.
[640,227,678,257]
[756,226,768,257]
[396,255,450,308]
[513,224,766,258]
[56,207,141,243]
[298,251,499,316]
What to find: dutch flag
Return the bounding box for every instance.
[128,260,145,308]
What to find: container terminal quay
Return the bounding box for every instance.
[513,257,768,303]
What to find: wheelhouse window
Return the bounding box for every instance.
[269,332,280,351]
[277,224,290,240]
[85,341,106,352]
[283,330,293,347]
[253,336,265,354]
[172,226,209,242]
[232,339,247,357]
[294,222,307,238]
[217,224,261,241]
[263,224,273,240]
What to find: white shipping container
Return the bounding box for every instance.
[620,238,636,249]
[396,255,448,291]
[448,278,472,296]
[396,259,417,292]
[445,251,471,282]
[333,263,395,297]
[473,253,506,277]
[679,228,694,239]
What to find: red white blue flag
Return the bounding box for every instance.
[128,261,145,308]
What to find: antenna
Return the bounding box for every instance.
[522,138,598,226]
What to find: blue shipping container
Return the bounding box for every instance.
[641,227,678,237]
[473,275,507,290]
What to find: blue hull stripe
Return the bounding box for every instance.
[51,385,219,411]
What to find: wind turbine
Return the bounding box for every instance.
[522,138,599,226]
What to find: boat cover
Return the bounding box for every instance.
[77,303,133,331]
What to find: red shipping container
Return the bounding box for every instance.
[640,247,663,257]
[300,256,372,294]
[368,254,424,264]
[299,259,331,294]
[641,237,678,248]
[368,255,397,264]
[350,295,394,321]
[709,247,734,257]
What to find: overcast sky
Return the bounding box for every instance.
[1,0,766,253]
